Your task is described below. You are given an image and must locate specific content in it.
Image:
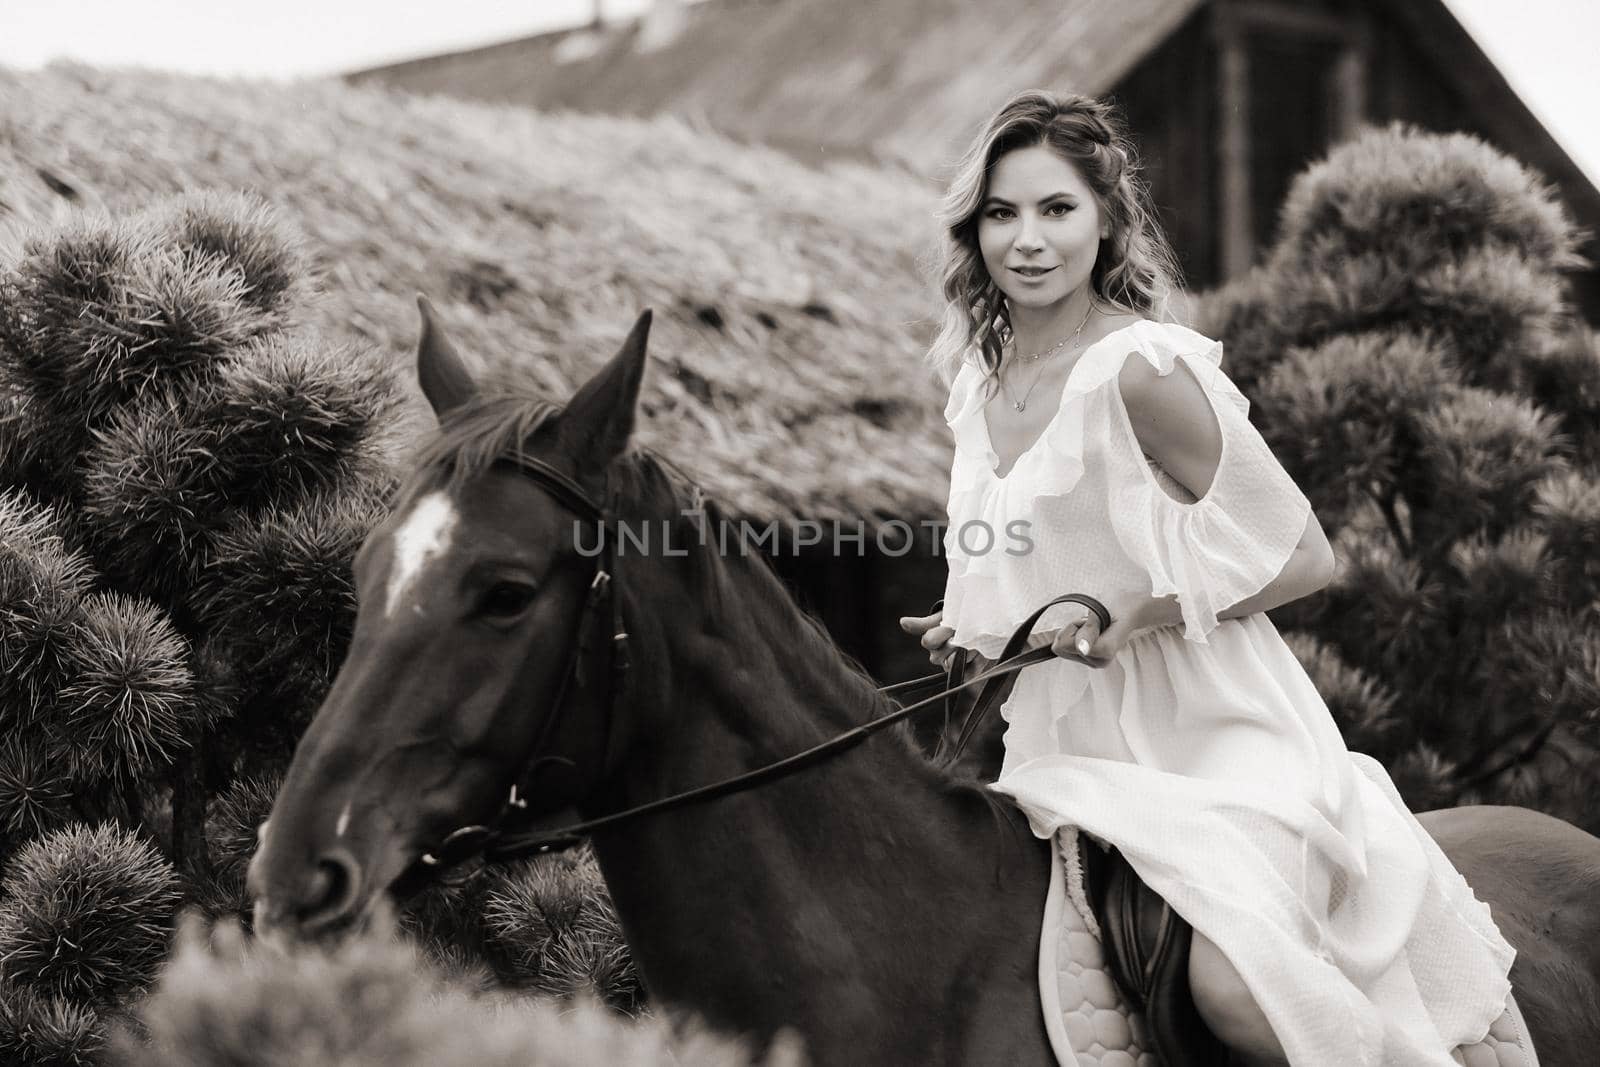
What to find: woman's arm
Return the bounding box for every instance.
[1118,354,1336,633]
[1129,511,1335,633]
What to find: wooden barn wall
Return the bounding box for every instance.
[1109,0,1598,318]
[1242,29,1342,254]
[1110,8,1220,290]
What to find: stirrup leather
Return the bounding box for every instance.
[1081,840,1231,1067]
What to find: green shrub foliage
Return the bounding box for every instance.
[0,735,75,841]
[57,593,199,782]
[109,914,806,1067]
[0,491,92,719]
[0,980,109,1067]
[1196,122,1600,827]
[0,192,645,1061]
[480,848,643,1011]
[0,192,400,852]
[0,825,182,1006]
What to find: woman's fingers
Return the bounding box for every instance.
[919,623,956,668]
[1049,612,1104,660]
[1076,615,1103,655]
[900,613,958,667]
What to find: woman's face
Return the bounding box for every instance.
[977,144,1109,314]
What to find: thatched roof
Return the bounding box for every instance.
[0,64,948,527]
[348,0,1600,254]
[347,0,1204,176]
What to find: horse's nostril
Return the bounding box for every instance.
[298,850,362,931]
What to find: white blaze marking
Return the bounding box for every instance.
[385,491,459,617]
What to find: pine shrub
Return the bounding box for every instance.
[0,190,402,853]
[0,491,92,719]
[149,192,309,317]
[0,189,643,1058]
[55,593,198,783]
[0,735,76,841]
[1196,122,1600,825]
[480,847,643,1010]
[0,980,109,1067]
[0,221,276,481]
[0,825,182,1006]
[189,486,387,702]
[109,914,806,1067]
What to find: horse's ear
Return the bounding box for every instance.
[560,309,652,463]
[415,294,476,419]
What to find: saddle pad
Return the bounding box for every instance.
[1040,830,1541,1067]
[1040,828,1159,1066]
[1450,992,1539,1067]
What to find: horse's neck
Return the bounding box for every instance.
[600,541,944,832]
[586,542,1046,1026]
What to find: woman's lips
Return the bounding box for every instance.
[1011,265,1057,281]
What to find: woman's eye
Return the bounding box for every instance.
[1045,203,1073,217]
[480,582,537,620]
[985,207,1014,221]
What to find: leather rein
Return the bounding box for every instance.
[403,453,1111,885]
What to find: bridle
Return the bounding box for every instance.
[400,452,1111,888]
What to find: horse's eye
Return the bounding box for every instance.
[479,581,538,621]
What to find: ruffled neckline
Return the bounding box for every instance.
[947,319,1211,483]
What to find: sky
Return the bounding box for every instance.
[3,0,1596,187]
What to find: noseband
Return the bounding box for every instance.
[402,454,1110,889]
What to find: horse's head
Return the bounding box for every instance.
[246,297,650,946]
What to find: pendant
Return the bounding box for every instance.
[1014,400,1026,412]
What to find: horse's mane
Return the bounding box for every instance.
[407,391,1025,838]
[411,390,563,493]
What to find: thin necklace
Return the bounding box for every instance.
[1001,304,1094,412]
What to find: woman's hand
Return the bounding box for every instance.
[1047,592,1150,668]
[899,611,959,669]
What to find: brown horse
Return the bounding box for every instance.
[248,302,1600,1065]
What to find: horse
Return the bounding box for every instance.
[247,300,1600,1065]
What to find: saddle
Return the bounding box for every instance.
[940,641,1229,1067]
[1079,837,1231,1067]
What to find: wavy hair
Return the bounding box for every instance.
[926,91,1185,388]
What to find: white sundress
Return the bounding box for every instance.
[938,319,1516,1066]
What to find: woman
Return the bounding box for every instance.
[899,91,1514,1066]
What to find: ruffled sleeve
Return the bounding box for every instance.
[1104,323,1313,645]
[941,362,997,579]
